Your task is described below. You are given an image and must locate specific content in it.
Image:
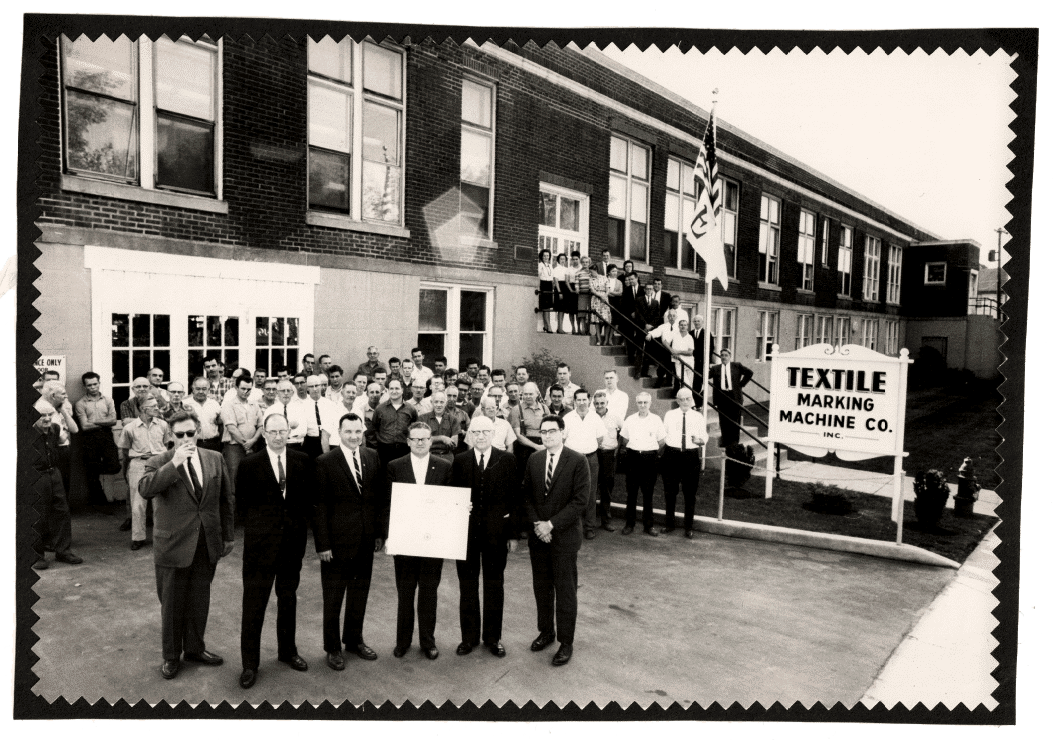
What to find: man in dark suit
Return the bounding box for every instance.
[619,272,646,366]
[451,416,520,658]
[637,284,667,381]
[140,409,235,680]
[690,315,710,409]
[235,413,313,689]
[708,349,754,448]
[651,277,672,313]
[311,412,384,672]
[385,421,452,660]
[522,414,590,667]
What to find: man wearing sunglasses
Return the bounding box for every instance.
[140,409,235,680]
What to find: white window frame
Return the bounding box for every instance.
[838,225,853,296]
[538,183,589,261]
[758,194,781,286]
[664,156,697,272]
[756,310,779,361]
[608,134,651,264]
[836,316,851,346]
[815,314,835,346]
[795,313,814,349]
[710,306,735,358]
[925,262,947,285]
[820,217,830,266]
[967,269,980,315]
[886,244,903,304]
[884,319,900,355]
[60,34,224,203]
[459,76,496,244]
[721,178,740,280]
[861,318,879,351]
[863,235,882,302]
[306,38,406,226]
[798,209,816,291]
[417,282,495,369]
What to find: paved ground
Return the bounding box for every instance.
[32,507,957,709]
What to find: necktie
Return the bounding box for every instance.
[478,452,486,475]
[277,454,286,497]
[283,404,288,420]
[315,402,322,427]
[682,412,687,451]
[352,452,362,491]
[187,459,203,502]
[545,454,554,495]
[724,364,731,391]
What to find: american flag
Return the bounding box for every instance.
[687,108,729,290]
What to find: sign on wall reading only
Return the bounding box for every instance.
[768,344,910,460]
[33,355,67,385]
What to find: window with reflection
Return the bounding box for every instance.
[460,78,494,240]
[187,314,239,381]
[538,184,588,260]
[664,158,698,272]
[608,135,650,262]
[255,316,300,377]
[111,313,170,405]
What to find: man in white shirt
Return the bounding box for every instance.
[410,348,435,387]
[186,376,223,453]
[325,365,345,405]
[307,374,337,454]
[619,392,666,536]
[661,388,708,538]
[554,363,580,409]
[264,380,310,449]
[646,310,681,389]
[563,389,606,540]
[602,370,629,420]
[410,380,432,416]
[479,397,516,452]
[592,390,623,532]
[667,319,696,392]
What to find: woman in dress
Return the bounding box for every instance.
[589,263,611,346]
[538,248,556,333]
[575,254,594,336]
[604,264,623,346]
[553,253,571,334]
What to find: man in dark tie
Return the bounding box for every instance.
[690,314,709,409]
[236,413,313,689]
[140,409,235,680]
[708,349,754,448]
[522,414,590,667]
[385,422,452,660]
[312,413,384,672]
[451,416,520,658]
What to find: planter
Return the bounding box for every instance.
[913,469,950,530]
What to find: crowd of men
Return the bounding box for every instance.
[31,339,752,686]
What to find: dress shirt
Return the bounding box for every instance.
[35,397,72,446]
[412,397,433,416]
[374,400,418,445]
[411,365,434,387]
[420,410,464,456]
[325,386,344,405]
[292,395,321,437]
[222,386,263,406]
[267,448,289,494]
[648,321,680,344]
[558,382,580,408]
[537,261,554,281]
[327,400,359,441]
[117,417,170,457]
[183,449,204,486]
[410,454,430,485]
[220,396,263,444]
[663,408,709,450]
[670,332,696,377]
[315,397,340,441]
[264,400,312,445]
[75,394,116,431]
[489,416,517,450]
[720,363,733,391]
[562,409,606,454]
[620,413,666,451]
[340,444,363,487]
[603,388,629,420]
[475,447,492,470]
[184,397,223,439]
[595,410,623,451]
[509,401,546,439]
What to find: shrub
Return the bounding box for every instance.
[724,443,756,490]
[805,481,855,515]
[913,469,951,529]
[513,348,564,398]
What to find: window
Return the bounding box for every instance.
[307,37,405,223]
[836,316,851,346]
[710,307,735,357]
[815,314,835,346]
[664,158,698,272]
[884,320,900,355]
[61,34,221,196]
[721,179,740,279]
[887,244,903,304]
[756,310,779,361]
[861,318,879,351]
[795,313,814,349]
[758,194,781,285]
[111,313,170,406]
[538,184,588,260]
[187,315,239,382]
[255,317,300,376]
[460,78,495,241]
[863,236,881,302]
[838,225,853,295]
[967,270,980,315]
[798,209,815,290]
[925,262,947,285]
[418,285,493,368]
[608,135,650,262]
[820,217,830,266]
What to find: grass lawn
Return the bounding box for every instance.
[612,466,997,564]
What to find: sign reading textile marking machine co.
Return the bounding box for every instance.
[768,344,910,459]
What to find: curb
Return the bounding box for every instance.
[607,504,960,569]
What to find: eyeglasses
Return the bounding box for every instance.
[467,429,492,436]
[263,429,289,436]
[132,384,149,389]
[409,436,431,443]
[173,430,196,439]
[540,428,562,435]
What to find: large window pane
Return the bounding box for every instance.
[307,37,352,82]
[255,317,269,346]
[629,222,647,261]
[460,291,486,332]
[62,36,135,99]
[363,101,399,163]
[187,315,204,348]
[224,316,239,346]
[419,289,448,332]
[207,315,223,346]
[417,334,445,362]
[362,161,401,222]
[132,349,151,378]
[271,317,284,346]
[156,113,213,192]
[308,83,351,152]
[664,192,680,232]
[460,129,492,186]
[363,43,402,99]
[132,314,151,346]
[459,334,484,368]
[539,192,557,227]
[65,91,137,179]
[608,218,625,255]
[286,317,299,345]
[153,315,170,347]
[112,350,130,384]
[630,144,649,180]
[308,147,350,211]
[559,198,579,231]
[630,182,648,223]
[666,158,680,190]
[609,137,627,172]
[461,80,492,128]
[112,314,130,347]
[608,174,627,219]
[459,183,490,239]
[664,230,679,269]
[154,350,170,378]
[155,38,215,120]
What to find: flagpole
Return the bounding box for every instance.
[702,91,718,469]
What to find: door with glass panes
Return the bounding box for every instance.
[416,284,493,370]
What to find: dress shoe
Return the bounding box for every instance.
[456,641,479,656]
[347,643,377,661]
[119,518,132,532]
[645,527,659,537]
[239,668,257,689]
[421,646,439,660]
[551,643,573,666]
[55,551,83,565]
[584,528,597,540]
[393,644,409,658]
[184,650,224,666]
[278,654,308,671]
[326,650,345,670]
[131,540,146,551]
[685,530,694,539]
[161,659,181,679]
[485,642,506,658]
[32,559,49,570]
[530,633,555,652]
[600,520,616,532]
[621,526,634,535]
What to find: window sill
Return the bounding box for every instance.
[628,261,651,273]
[664,267,700,279]
[459,235,499,249]
[757,282,782,292]
[307,212,411,238]
[837,294,853,301]
[797,288,815,295]
[924,281,946,287]
[61,174,228,214]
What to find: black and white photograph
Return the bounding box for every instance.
[5,2,1050,728]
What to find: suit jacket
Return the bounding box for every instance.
[451,449,519,546]
[708,361,754,404]
[384,454,452,541]
[140,448,234,569]
[637,294,665,327]
[656,290,673,312]
[312,445,383,559]
[237,447,312,568]
[522,446,590,554]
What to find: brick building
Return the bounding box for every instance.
[33,35,995,498]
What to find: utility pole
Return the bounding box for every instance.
[994,227,1007,320]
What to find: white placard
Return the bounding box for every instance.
[767,343,910,460]
[33,355,66,385]
[385,482,471,560]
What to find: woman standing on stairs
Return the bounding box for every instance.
[554,253,571,334]
[538,248,557,333]
[589,264,611,346]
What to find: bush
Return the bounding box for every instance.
[804,481,855,515]
[513,348,564,398]
[913,469,951,529]
[724,443,756,490]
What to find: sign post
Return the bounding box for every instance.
[766,344,913,541]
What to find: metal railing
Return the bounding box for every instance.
[968,295,1001,318]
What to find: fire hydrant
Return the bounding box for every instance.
[954,456,981,518]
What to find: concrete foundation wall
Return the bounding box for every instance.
[964,314,1003,379]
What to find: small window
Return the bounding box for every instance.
[756,310,779,361]
[925,262,947,285]
[798,209,815,290]
[758,194,781,285]
[609,135,651,262]
[460,78,495,241]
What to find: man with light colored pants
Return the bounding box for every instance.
[220,375,263,490]
[562,389,605,540]
[117,396,169,550]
